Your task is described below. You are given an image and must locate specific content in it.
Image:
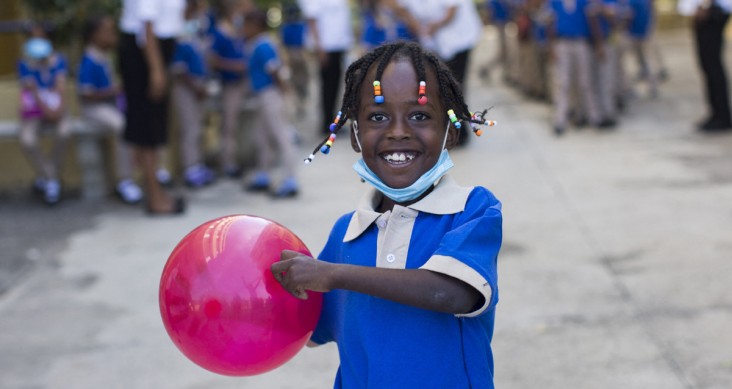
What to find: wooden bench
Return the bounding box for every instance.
[0,119,112,199]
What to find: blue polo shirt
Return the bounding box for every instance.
[78,48,113,93]
[281,21,306,48]
[551,0,592,39]
[18,54,67,89]
[312,176,502,389]
[628,0,652,38]
[247,35,280,92]
[210,26,246,83]
[172,40,207,78]
[487,0,511,23]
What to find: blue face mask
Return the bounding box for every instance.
[352,122,454,204]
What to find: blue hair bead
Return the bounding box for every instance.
[329,123,337,132]
[320,145,330,154]
[374,95,385,104]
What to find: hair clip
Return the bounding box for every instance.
[418,81,427,105]
[448,109,461,129]
[373,81,384,104]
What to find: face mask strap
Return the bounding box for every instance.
[353,120,363,152]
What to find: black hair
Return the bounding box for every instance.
[306,41,490,162]
[244,9,269,30]
[82,14,109,45]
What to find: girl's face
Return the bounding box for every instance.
[93,18,118,49]
[351,59,458,189]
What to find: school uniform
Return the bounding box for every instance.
[312,176,502,388]
[627,0,660,97]
[78,47,134,182]
[550,0,602,131]
[210,25,247,170]
[281,19,309,101]
[298,0,353,133]
[119,0,185,147]
[485,0,512,80]
[588,0,620,121]
[171,36,208,170]
[18,54,71,181]
[246,35,298,183]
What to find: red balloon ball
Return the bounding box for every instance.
[159,215,322,376]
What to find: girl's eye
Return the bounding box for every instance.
[410,112,430,121]
[368,113,388,122]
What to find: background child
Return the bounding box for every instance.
[18,23,70,205]
[242,10,299,198]
[172,0,216,188]
[272,41,502,387]
[78,15,143,204]
[280,3,309,116]
[209,0,251,177]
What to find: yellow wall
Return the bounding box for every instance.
[0,0,21,77]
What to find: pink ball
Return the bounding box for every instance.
[159,215,322,376]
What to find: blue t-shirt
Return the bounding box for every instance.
[172,40,207,78]
[628,0,652,38]
[210,27,246,83]
[247,36,280,92]
[361,11,387,48]
[487,0,511,23]
[312,178,502,389]
[18,54,67,89]
[551,0,592,39]
[281,21,307,48]
[77,49,113,93]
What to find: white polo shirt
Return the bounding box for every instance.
[399,0,483,60]
[298,0,354,52]
[120,0,185,38]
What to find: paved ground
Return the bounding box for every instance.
[1,29,731,388]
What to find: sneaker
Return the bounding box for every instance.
[245,172,271,192]
[597,119,617,129]
[554,126,565,137]
[116,179,143,204]
[44,179,61,205]
[184,165,216,188]
[156,168,173,186]
[272,178,299,199]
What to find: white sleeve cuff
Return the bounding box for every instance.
[420,255,493,318]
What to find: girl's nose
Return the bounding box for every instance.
[387,120,412,141]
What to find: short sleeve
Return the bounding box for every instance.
[137,0,157,21]
[419,188,502,318]
[170,44,189,74]
[17,61,34,86]
[258,43,280,74]
[77,57,96,92]
[210,31,225,56]
[298,0,319,18]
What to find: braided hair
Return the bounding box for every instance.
[305,41,495,163]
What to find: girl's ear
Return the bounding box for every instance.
[444,121,461,150]
[350,121,362,153]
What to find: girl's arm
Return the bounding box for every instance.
[271,250,482,315]
[208,52,246,73]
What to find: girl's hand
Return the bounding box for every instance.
[271,250,334,300]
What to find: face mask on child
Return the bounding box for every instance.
[352,121,454,204]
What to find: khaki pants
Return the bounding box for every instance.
[252,87,297,179]
[172,82,204,169]
[592,41,618,120]
[81,103,134,180]
[220,81,245,169]
[19,117,71,180]
[552,39,601,127]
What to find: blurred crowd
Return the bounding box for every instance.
[13,0,727,211]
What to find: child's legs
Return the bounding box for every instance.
[220,81,244,169]
[575,41,601,124]
[19,119,49,178]
[596,42,616,118]
[552,40,572,127]
[251,95,274,173]
[82,103,133,180]
[288,49,309,100]
[637,37,659,94]
[258,87,297,179]
[173,83,203,169]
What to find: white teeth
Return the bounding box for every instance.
[383,152,416,163]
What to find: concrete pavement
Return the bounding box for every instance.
[1,29,731,388]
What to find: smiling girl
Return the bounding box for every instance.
[272,41,501,388]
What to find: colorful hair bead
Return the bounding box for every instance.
[373,81,384,104]
[329,111,343,132]
[448,109,461,129]
[417,81,427,105]
[320,133,337,154]
[468,110,497,137]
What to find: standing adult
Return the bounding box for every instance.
[679,0,732,132]
[298,0,354,134]
[119,0,186,214]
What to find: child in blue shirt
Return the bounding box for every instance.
[242,10,300,197]
[272,41,502,388]
[18,23,70,205]
[209,0,250,177]
[172,0,216,188]
[78,15,143,204]
[280,3,309,116]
